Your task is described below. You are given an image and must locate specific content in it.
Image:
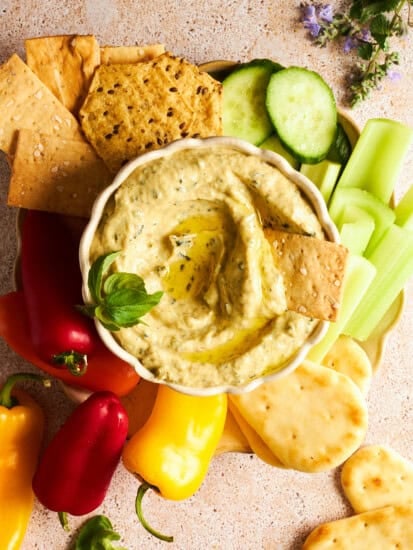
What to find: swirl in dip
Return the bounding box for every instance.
[89,146,325,388]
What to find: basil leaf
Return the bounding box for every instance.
[81,251,163,331]
[94,305,124,331]
[105,288,150,307]
[87,251,120,303]
[103,272,146,295]
[74,515,127,550]
[104,289,163,327]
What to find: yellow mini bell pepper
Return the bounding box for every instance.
[122,385,227,541]
[0,373,48,550]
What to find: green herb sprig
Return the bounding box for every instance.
[300,0,413,106]
[79,251,163,331]
[73,515,128,550]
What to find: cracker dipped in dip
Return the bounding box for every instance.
[87,143,335,389]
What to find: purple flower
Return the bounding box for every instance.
[319,5,333,23]
[388,70,402,82]
[302,4,317,20]
[301,3,334,38]
[360,28,372,41]
[304,21,322,37]
[343,36,359,53]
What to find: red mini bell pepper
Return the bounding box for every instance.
[20,210,95,373]
[32,391,128,517]
[0,291,139,396]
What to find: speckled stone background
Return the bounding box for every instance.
[1,2,413,549]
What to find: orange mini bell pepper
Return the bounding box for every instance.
[0,373,49,550]
[122,385,227,541]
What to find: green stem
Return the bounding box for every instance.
[135,483,174,543]
[52,350,88,376]
[361,0,404,78]
[58,511,70,531]
[0,372,51,409]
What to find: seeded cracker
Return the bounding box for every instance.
[100,44,165,64]
[0,54,85,157]
[79,52,223,173]
[25,35,101,115]
[265,228,348,321]
[8,129,112,217]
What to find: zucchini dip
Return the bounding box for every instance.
[90,146,325,388]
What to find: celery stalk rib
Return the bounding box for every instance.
[306,254,376,363]
[344,224,413,341]
[335,118,413,204]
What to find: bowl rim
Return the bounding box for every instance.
[79,135,341,396]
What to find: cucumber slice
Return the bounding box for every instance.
[300,160,341,204]
[222,59,282,145]
[260,134,299,169]
[327,123,352,165]
[265,67,337,164]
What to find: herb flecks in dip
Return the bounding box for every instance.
[90,147,324,388]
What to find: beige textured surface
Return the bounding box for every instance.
[0,2,413,549]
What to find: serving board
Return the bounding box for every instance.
[12,61,404,385]
[199,60,405,373]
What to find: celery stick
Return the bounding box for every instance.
[334,118,413,204]
[306,254,376,363]
[344,224,413,341]
[260,134,299,169]
[395,184,413,230]
[328,187,395,255]
[338,204,375,255]
[340,220,375,255]
[300,160,341,204]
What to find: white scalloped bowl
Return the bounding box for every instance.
[79,136,340,396]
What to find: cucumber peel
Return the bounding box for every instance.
[260,134,299,169]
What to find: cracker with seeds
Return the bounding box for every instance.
[0,54,86,157]
[230,361,368,473]
[79,52,223,173]
[100,44,165,64]
[8,129,111,217]
[341,445,413,513]
[265,228,348,321]
[25,34,101,114]
[150,53,223,137]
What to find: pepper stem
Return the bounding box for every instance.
[135,483,174,542]
[58,511,70,531]
[52,350,88,376]
[0,372,51,409]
